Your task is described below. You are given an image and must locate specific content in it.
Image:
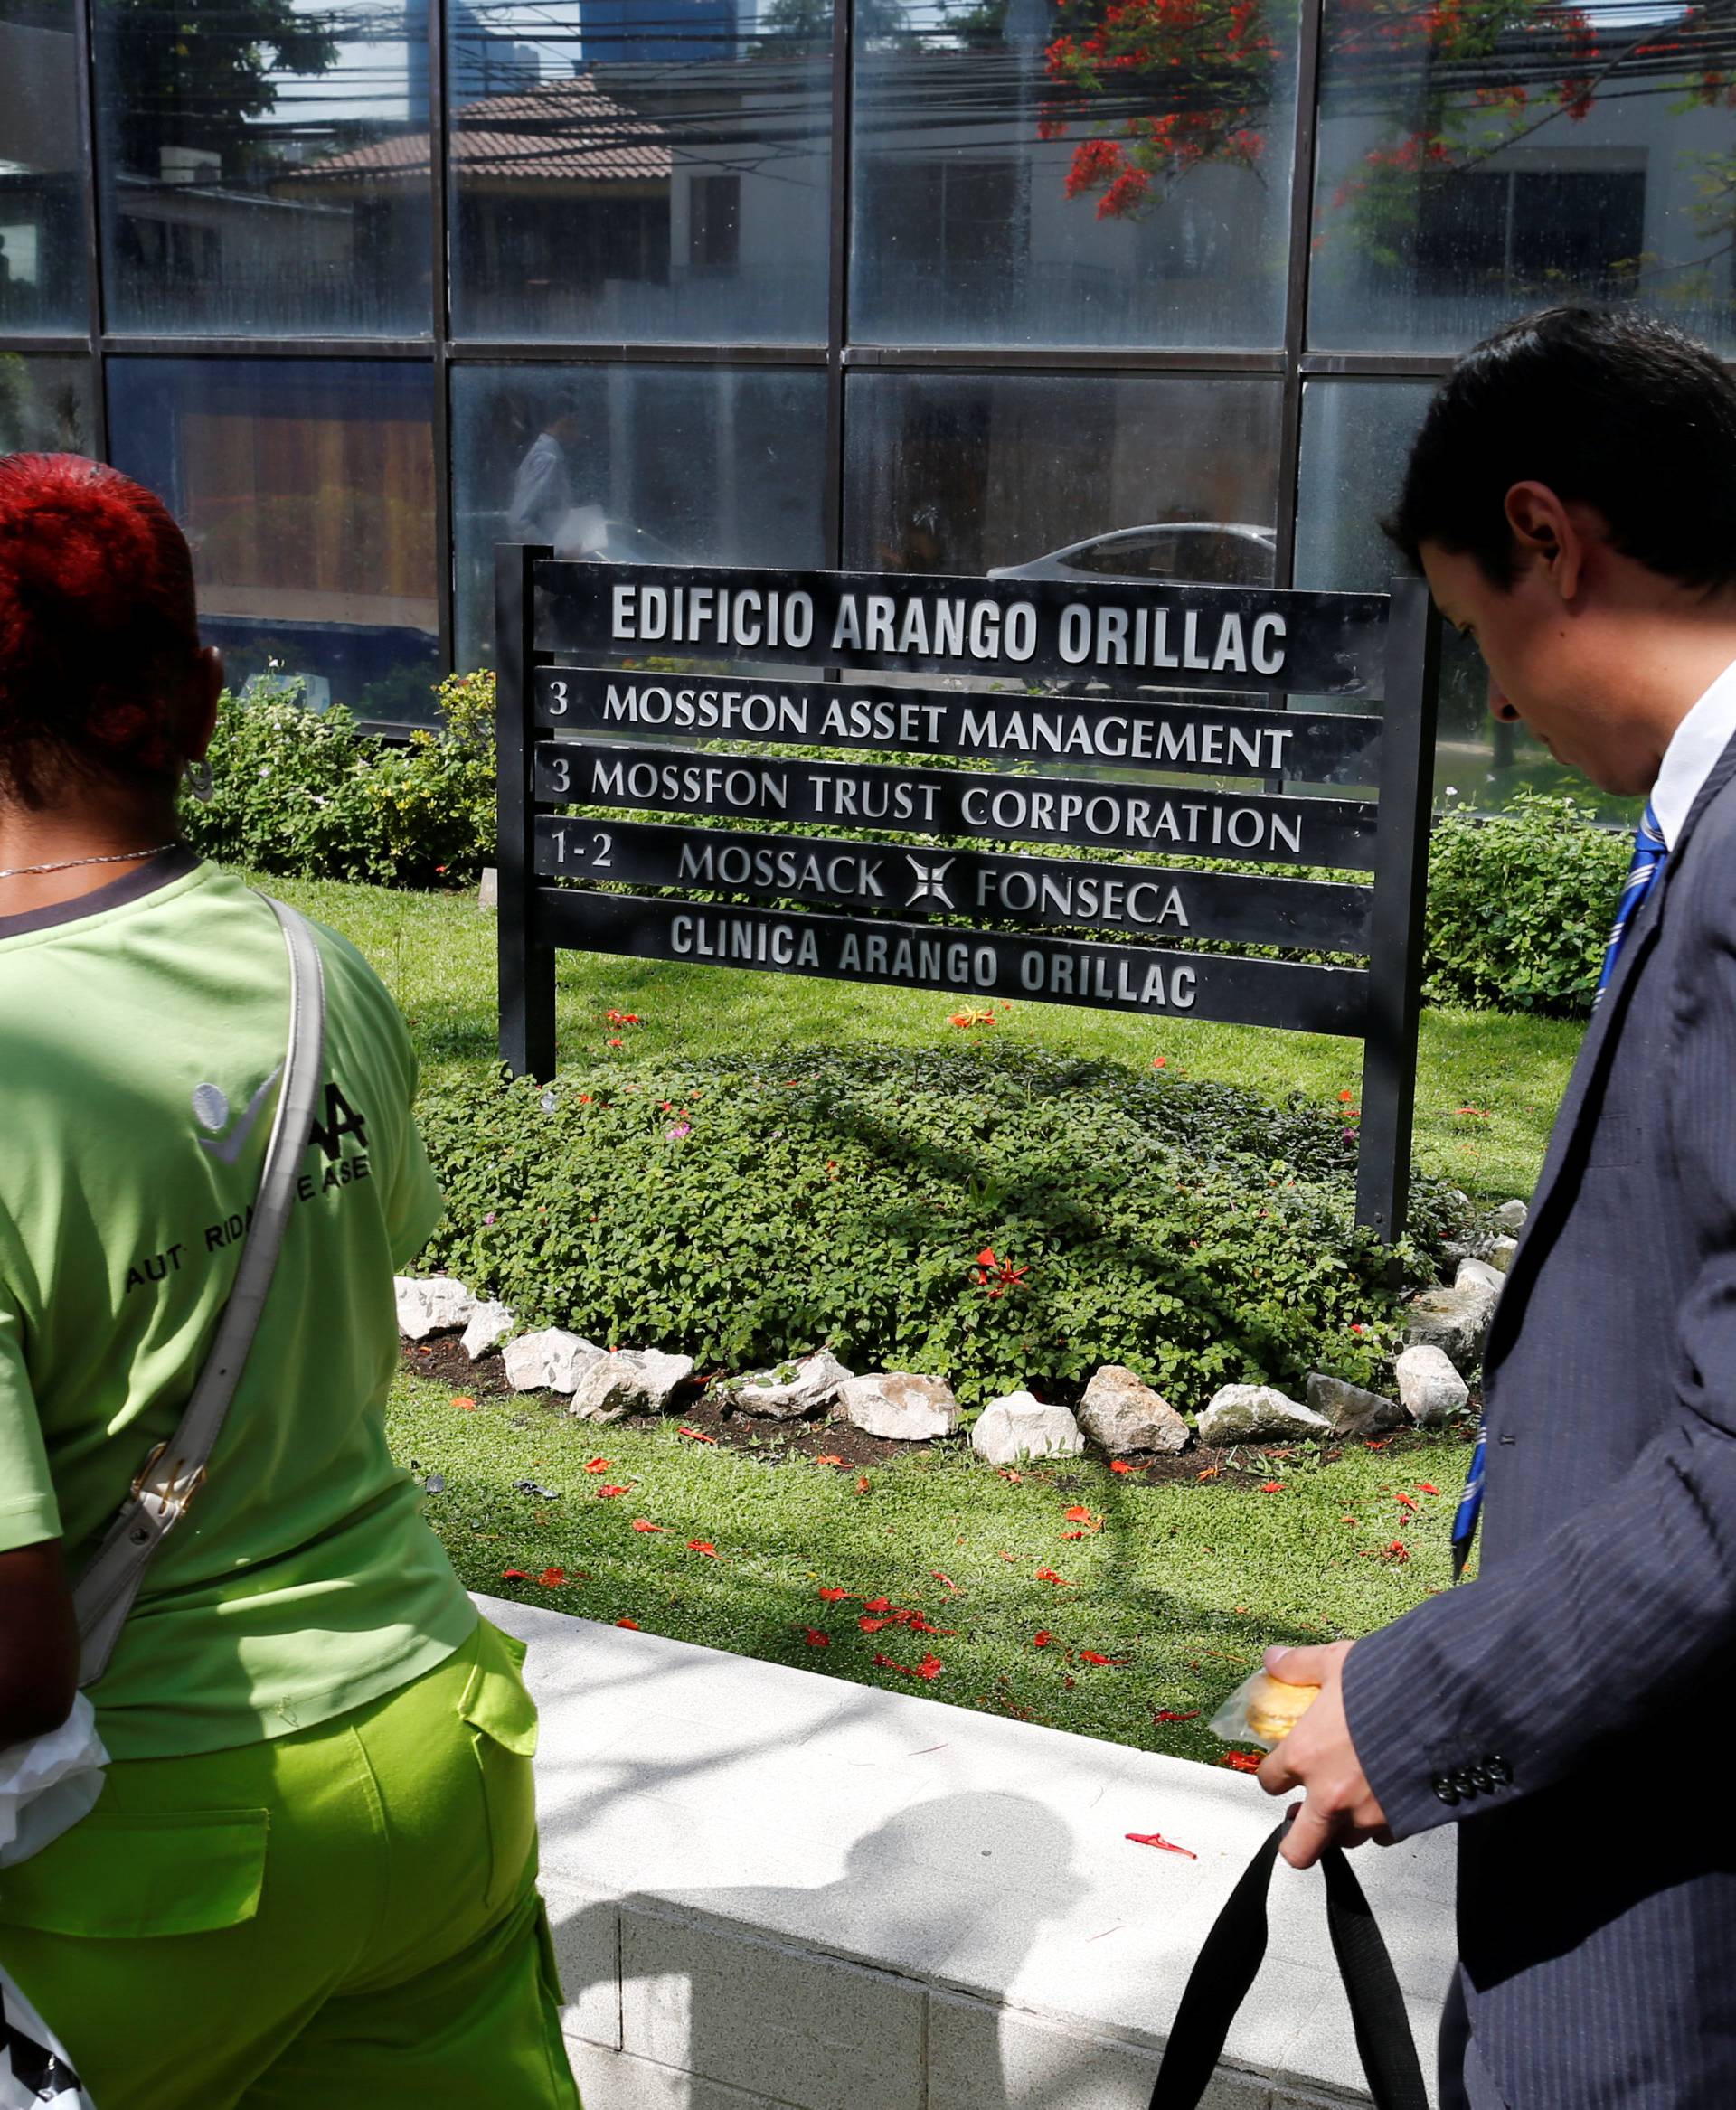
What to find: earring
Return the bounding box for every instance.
[183,756,214,804]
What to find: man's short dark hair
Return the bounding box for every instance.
[1388,305,1736,590]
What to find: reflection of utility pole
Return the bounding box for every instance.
[1005,0,1045,278]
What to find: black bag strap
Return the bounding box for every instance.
[1148,1814,1429,2110]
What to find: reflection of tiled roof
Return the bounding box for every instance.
[295,73,672,184]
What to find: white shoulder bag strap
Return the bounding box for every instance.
[71,898,327,1687]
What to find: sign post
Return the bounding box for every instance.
[497,557,1439,1240]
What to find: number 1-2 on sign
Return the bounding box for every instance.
[551,828,613,869]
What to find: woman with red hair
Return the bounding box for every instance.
[0,456,580,2107]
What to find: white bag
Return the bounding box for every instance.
[0,1695,107,1870]
[0,1970,94,2107]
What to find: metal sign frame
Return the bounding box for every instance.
[497,549,1439,1241]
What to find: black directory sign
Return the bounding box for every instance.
[497,554,1439,1239]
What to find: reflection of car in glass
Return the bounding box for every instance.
[987,523,1277,588]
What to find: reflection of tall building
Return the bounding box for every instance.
[580,0,739,67]
[414,0,544,110]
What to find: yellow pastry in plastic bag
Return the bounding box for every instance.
[1243,1672,1321,1744]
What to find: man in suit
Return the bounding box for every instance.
[1257,304,1736,2108]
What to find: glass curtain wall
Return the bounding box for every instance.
[5,0,1735,774]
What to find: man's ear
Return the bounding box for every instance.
[187,645,224,761]
[1503,481,1588,601]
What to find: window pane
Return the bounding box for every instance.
[107,358,440,723]
[844,372,1281,574]
[1295,378,1636,816]
[451,363,829,667]
[448,0,832,342]
[95,0,432,336]
[849,0,1299,348]
[0,353,93,451]
[0,0,87,333]
[1311,0,1736,353]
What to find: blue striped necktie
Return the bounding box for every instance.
[1450,800,1668,1579]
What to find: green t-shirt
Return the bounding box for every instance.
[0,851,476,1760]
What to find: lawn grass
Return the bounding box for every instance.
[276,863,1560,1757]
[390,1369,1465,1764]
[268,871,1580,1205]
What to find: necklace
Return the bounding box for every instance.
[0,843,178,881]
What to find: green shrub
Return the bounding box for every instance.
[1423,793,1629,1016]
[417,1044,1468,1410]
[184,672,495,885]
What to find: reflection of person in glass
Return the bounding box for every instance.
[508,395,582,544]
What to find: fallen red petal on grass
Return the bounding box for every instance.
[1259,1481,1285,1493]
[501,1568,532,1580]
[1109,1460,1137,1474]
[1416,1482,1440,1496]
[814,1455,845,1467]
[817,1586,856,1603]
[862,1596,892,1613]
[631,1520,666,1533]
[1062,1505,1101,1529]
[678,1427,716,1445]
[874,1652,943,1681]
[1078,1650,1132,1667]
[1219,1751,1263,1774]
[616,1617,641,1630]
[583,1459,611,1474]
[803,1629,831,1648]
[1127,1832,1198,1859]
[856,1476,871,1493]
[1033,1630,1053,1646]
[1364,1440,1389,1452]
[1196,1466,1220,1481]
[1386,1540,1410,1562]
[451,1396,476,1411]
[1341,1514,1358,1524]
[1395,1491,1418,1511]
[537,1568,568,1587]
[598,1484,630,1498]
[931,1570,958,1590]
[1152,1709,1200,1724]
[687,1540,719,1557]
[1035,1568,1073,1586]
[907,1615,956,1636]
[859,1615,892,1634]
[1062,1530,1086,1540]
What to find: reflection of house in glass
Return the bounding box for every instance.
[0,5,83,331]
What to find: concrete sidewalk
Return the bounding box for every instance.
[479,1595,1456,2109]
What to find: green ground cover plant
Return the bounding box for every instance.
[418,1046,1466,1408]
[389,1371,1464,1763]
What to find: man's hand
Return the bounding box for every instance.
[1255,1641,1392,1869]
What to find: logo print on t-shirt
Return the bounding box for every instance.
[193,1065,283,1165]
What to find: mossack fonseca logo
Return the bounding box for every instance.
[606,581,1288,679]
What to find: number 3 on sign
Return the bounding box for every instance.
[547,679,569,715]
[552,829,612,870]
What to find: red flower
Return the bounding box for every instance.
[1033,1629,1053,1646]
[856,1475,871,1493]
[1109,1459,1136,1474]
[1153,1055,1167,1067]
[1062,1504,1100,1529]
[1417,1482,1440,1496]
[1152,1708,1200,1723]
[535,1567,567,1587]
[1035,1567,1073,1586]
[598,1484,630,1498]
[1077,1649,1131,1667]
[616,1616,641,1630]
[1339,1088,1354,1102]
[859,1615,892,1633]
[1395,1492,1417,1512]
[1220,1751,1263,1774]
[584,1459,611,1474]
[1259,1480,1285,1493]
[607,1037,624,1048]
[863,1597,892,1613]
[931,1570,958,1590]
[814,1454,845,1466]
[803,1629,831,1648]
[678,1426,716,1444]
[1127,1832,1198,1859]
[687,1540,719,1557]
[451,1395,476,1411]
[1385,1540,1410,1563]
[874,1652,943,1681]
[631,1520,666,1533]
[817,1587,855,1603]
[501,1568,532,1580]
[1196,1466,1220,1481]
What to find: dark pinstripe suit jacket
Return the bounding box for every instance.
[1344,730,1736,2110]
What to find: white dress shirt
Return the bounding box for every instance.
[1650,657,1736,849]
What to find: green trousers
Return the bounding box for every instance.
[0,1618,581,2110]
